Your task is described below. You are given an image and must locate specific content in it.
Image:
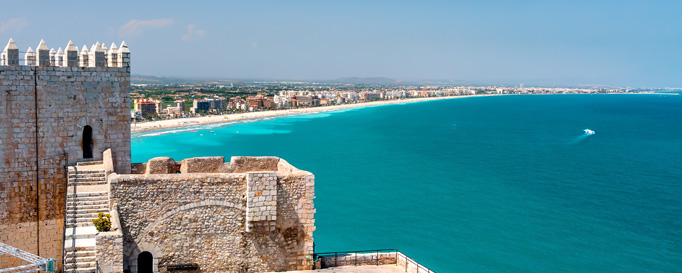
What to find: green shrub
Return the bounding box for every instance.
[92,212,112,232]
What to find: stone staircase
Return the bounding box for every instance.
[63,161,108,273]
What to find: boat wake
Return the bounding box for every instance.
[569,129,595,144]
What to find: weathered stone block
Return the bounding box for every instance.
[179,156,225,173]
[145,157,176,174]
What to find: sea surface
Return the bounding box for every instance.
[131,94,682,272]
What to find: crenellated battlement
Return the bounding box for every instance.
[1,38,129,69]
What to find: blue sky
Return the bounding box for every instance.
[1,0,681,87]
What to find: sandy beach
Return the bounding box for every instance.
[131,95,489,133]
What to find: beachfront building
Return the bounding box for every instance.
[274,93,291,108]
[228,97,248,111]
[206,96,227,111]
[360,91,383,101]
[163,100,186,117]
[190,99,211,114]
[384,90,407,99]
[291,95,320,107]
[173,100,185,111]
[246,94,276,110]
[133,98,161,118]
[340,92,360,102]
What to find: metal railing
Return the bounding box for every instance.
[312,248,435,273]
[61,152,69,272]
[397,251,435,273]
[0,242,56,273]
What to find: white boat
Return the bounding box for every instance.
[584,129,595,135]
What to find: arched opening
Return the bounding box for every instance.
[138,251,153,273]
[82,125,93,158]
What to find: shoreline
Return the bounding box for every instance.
[130,92,674,134]
[131,95,491,133]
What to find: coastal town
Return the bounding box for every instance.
[131,76,675,122]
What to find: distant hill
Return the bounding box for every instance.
[331,77,402,85]
[131,75,195,85]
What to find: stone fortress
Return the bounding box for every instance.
[0,39,434,273]
[0,39,315,273]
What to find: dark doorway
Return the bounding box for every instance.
[82,125,93,158]
[138,251,153,273]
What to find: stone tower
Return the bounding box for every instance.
[0,39,131,271]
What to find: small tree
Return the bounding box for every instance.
[92,212,112,232]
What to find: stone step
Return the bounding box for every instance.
[67,173,105,178]
[66,208,108,214]
[68,176,104,181]
[66,196,108,202]
[66,201,108,208]
[68,177,106,182]
[67,208,109,214]
[66,217,100,224]
[68,181,107,186]
[65,233,96,240]
[63,246,95,253]
[69,171,106,176]
[66,196,109,202]
[66,212,103,219]
[66,192,109,202]
[64,256,96,264]
[68,173,105,177]
[69,170,106,176]
[64,226,98,241]
[67,191,107,197]
[63,266,95,273]
[76,161,104,166]
[68,182,108,187]
[66,204,109,210]
[64,261,96,270]
[66,202,108,208]
[66,222,95,228]
[68,169,105,174]
[64,237,96,249]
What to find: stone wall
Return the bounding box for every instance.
[108,156,315,273]
[246,172,278,232]
[96,204,124,273]
[0,63,130,270]
[96,231,124,273]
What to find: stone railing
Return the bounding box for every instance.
[95,204,123,273]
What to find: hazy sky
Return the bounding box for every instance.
[2,0,681,87]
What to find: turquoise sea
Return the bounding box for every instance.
[132,94,682,272]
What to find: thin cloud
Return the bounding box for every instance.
[181,24,206,41]
[0,18,29,33]
[119,18,174,37]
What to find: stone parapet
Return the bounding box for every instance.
[179,156,224,173]
[105,156,315,272]
[96,205,124,273]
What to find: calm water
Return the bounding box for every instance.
[132,95,682,272]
